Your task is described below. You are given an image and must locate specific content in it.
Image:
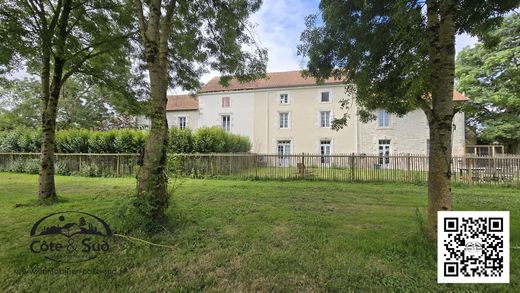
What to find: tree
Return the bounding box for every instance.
[456,14,520,154]
[0,77,141,131]
[0,78,41,130]
[298,0,518,240]
[0,0,134,202]
[133,0,267,226]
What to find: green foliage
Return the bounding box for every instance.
[55,129,90,153]
[168,127,193,153]
[298,0,519,126]
[0,127,250,153]
[0,79,40,130]
[456,14,520,152]
[192,127,251,153]
[72,164,104,178]
[0,129,40,152]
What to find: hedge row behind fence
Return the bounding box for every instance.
[0,127,251,153]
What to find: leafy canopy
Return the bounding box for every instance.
[456,13,520,148]
[0,0,136,99]
[133,0,268,92]
[298,0,518,125]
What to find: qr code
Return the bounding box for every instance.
[438,211,509,283]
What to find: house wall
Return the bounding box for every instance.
[140,86,467,156]
[136,110,199,130]
[358,109,465,156]
[166,110,199,130]
[197,91,256,144]
[252,84,358,154]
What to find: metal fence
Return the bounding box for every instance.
[1,152,520,186]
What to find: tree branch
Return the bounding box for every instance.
[133,0,148,44]
[416,96,433,121]
[61,49,109,83]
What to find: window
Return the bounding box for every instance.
[321,91,330,102]
[277,140,291,167]
[279,93,289,104]
[279,112,289,129]
[221,115,231,132]
[378,109,390,128]
[378,139,391,165]
[320,140,331,164]
[320,111,331,128]
[178,116,187,129]
[222,97,230,108]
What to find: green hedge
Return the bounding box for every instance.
[0,127,251,153]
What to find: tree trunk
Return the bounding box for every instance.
[38,47,57,202]
[425,0,456,240]
[37,0,72,203]
[133,0,177,224]
[136,62,169,223]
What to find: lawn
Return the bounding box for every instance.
[0,172,518,292]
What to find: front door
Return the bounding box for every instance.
[320,140,331,166]
[277,140,291,167]
[378,139,390,166]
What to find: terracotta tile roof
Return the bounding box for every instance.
[453,90,469,101]
[200,70,470,102]
[200,70,342,93]
[166,94,198,111]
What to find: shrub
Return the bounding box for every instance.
[0,129,23,152]
[0,127,250,154]
[88,130,117,153]
[55,161,72,176]
[23,159,40,174]
[56,129,90,153]
[169,127,193,153]
[193,127,227,153]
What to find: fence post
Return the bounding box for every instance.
[116,154,120,177]
[255,154,259,178]
[468,157,473,185]
[406,153,411,182]
[350,153,355,182]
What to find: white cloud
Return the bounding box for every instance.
[199,0,318,85]
[455,33,479,55]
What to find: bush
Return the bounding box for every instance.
[55,161,72,176]
[56,129,90,153]
[0,127,250,154]
[168,127,193,153]
[88,130,117,153]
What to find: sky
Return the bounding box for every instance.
[199,0,479,84]
[8,0,480,89]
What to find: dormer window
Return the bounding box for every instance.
[222,97,230,108]
[321,91,330,102]
[279,93,289,104]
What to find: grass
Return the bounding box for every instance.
[0,172,518,292]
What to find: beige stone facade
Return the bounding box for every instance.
[138,71,467,156]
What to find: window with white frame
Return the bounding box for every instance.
[279,112,289,129]
[320,111,331,128]
[320,140,332,164]
[277,140,291,167]
[178,116,187,129]
[378,109,390,128]
[222,97,230,108]
[279,93,289,104]
[221,115,231,132]
[321,91,330,102]
[378,139,391,165]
